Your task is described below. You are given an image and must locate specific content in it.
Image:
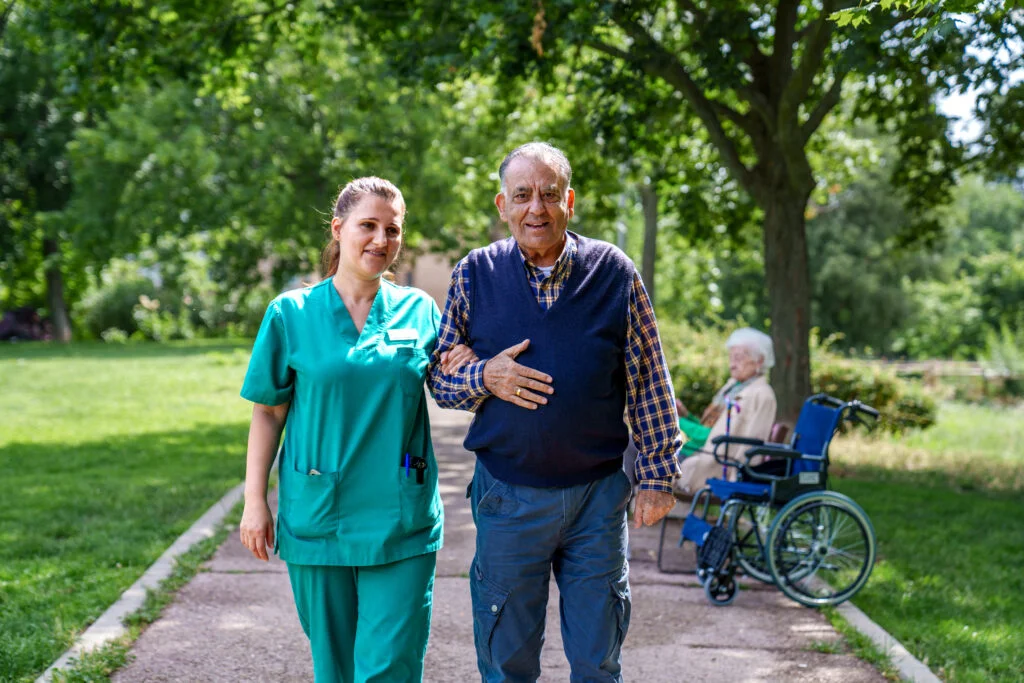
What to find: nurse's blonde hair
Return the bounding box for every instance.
[321,177,406,279]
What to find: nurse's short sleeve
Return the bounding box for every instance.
[241,302,294,406]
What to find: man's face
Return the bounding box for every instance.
[495,155,575,267]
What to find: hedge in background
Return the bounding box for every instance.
[658,320,937,433]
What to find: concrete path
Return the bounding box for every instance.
[114,403,884,682]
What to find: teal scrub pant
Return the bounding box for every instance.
[287,552,437,683]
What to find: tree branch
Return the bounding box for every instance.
[778,1,838,127]
[0,0,18,43]
[800,71,847,143]
[770,0,800,97]
[585,38,631,63]
[607,14,757,194]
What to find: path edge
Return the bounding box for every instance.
[836,599,940,683]
[35,482,245,683]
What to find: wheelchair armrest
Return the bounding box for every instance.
[745,444,802,460]
[710,435,765,447]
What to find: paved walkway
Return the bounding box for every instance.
[113,403,884,682]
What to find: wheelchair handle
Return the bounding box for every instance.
[853,402,880,419]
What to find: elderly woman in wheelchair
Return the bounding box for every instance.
[659,394,880,609]
[675,327,778,497]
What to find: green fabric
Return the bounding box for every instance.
[241,279,443,566]
[678,415,711,458]
[287,554,437,683]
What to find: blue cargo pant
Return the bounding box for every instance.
[469,460,632,683]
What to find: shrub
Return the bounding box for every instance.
[78,276,158,339]
[812,358,937,433]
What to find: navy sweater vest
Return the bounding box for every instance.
[463,234,632,487]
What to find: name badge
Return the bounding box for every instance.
[387,328,419,342]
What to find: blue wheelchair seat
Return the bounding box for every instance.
[707,478,770,501]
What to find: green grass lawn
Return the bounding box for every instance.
[0,341,253,683]
[830,402,1024,682]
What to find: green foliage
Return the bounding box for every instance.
[894,248,1024,359]
[77,271,157,340]
[73,253,277,342]
[984,325,1024,398]
[813,360,937,432]
[659,321,937,433]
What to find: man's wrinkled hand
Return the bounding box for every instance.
[633,489,675,528]
[482,339,554,410]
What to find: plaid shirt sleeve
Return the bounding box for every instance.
[625,271,683,492]
[426,258,490,411]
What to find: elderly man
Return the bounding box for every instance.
[429,142,681,682]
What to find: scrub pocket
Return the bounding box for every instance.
[395,347,428,397]
[398,462,440,532]
[283,467,341,539]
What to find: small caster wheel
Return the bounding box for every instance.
[704,574,737,606]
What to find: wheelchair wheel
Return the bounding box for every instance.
[704,573,737,606]
[766,491,876,608]
[732,503,775,584]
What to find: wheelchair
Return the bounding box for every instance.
[657,394,879,608]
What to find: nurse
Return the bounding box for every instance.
[238,177,472,683]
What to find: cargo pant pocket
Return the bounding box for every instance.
[605,573,631,670]
[470,561,511,671]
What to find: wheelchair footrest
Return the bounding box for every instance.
[681,514,713,546]
[697,526,734,574]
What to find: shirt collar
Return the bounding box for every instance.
[517,232,577,276]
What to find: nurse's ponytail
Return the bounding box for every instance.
[321,177,406,279]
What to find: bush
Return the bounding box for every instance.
[78,275,158,339]
[812,358,936,433]
[658,320,936,433]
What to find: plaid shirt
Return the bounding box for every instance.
[427,234,681,493]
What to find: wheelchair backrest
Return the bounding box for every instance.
[788,397,844,474]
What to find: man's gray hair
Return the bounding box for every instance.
[498,142,573,194]
[726,327,775,371]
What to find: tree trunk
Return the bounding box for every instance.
[640,184,658,306]
[762,191,812,425]
[43,238,72,342]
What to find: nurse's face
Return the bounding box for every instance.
[331,195,404,281]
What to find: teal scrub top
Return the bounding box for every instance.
[241,278,443,566]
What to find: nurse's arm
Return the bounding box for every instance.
[240,402,288,562]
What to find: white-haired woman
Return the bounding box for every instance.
[675,328,778,496]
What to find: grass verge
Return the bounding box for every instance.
[49,503,242,683]
[0,341,252,683]
[820,607,901,681]
[829,401,1024,682]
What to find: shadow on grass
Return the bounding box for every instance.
[0,338,254,362]
[0,422,249,682]
[833,467,1024,681]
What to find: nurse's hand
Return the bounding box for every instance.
[240,497,275,562]
[440,343,479,375]
[482,339,554,410]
